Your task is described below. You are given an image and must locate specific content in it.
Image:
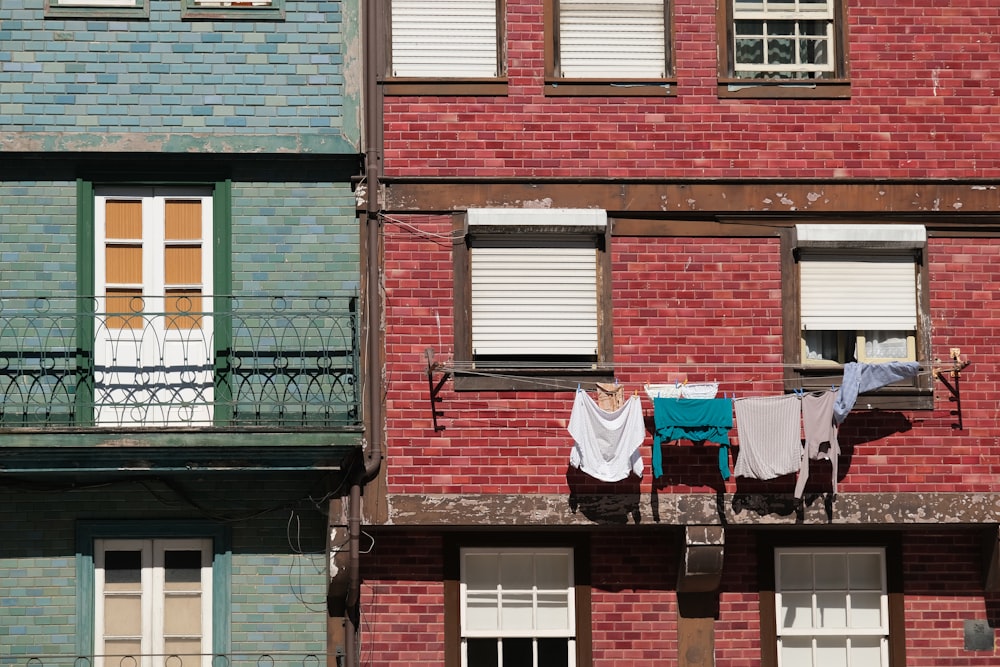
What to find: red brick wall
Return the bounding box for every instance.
[383,0,1000,179]
[361,529,1000,665]
[384,218,1000,496]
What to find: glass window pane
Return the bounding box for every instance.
[849,635,884,667]
[466,554,499,591]
[534,553,570,590]
[164,550,203,586]
[501,638,532,667]
[816,592,848,628]
[500,554,534,590]
[164,594,202,635]
[466,638,499,667]
[736,38,764,64]
[104,550,142,587]
[779,592,814,629]
[849,553,884,590]
[500,591,533,631]
[849,593,884,629]
[537,638,569,667]
[163,638,202,659]
[106,245,143,284]
[815,636,848,667]
[466,591,500,632]
[767,38,794,64]
[164,200,203,240]
[779,553,814,590]
[814,553,847,589]
[104,639,142,658]
[780,637,813,666]
[800,39,828,66]
[105,200,143,239]
[536,592,570,631]
[104,594,142,636]
[165,247,203,285]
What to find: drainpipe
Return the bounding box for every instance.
[344,0,385,665]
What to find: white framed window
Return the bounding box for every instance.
[461,548,577,667]
[775,547,888,667]
[390,0,502,78]
[554,0,668,78]
[800,256,917,366]
[731,0,837,79]
[467,208,606,360]
[95,538,213,667]
[45,0,146,17]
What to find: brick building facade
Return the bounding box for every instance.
[359,0,1000,665]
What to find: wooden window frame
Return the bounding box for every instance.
[716,0,850,99]
[181,0,285,21]
[444,533,592,667]
[383,0,509,96]
[453,212,614,392]
[45,0,147,19]
[757,532,905,667]
[543,0,676,97]
[780,228,933,410]
[75,519,231,660]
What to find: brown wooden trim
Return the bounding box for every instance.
[597,224,614,369]
[382,81,509,96]
[381,181,1000,216]
[451,213,472,370]
[717,81,850,100]
[545,81,676,97]
[612,218,784,237]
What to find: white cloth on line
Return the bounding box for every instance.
[568,389,646,482]
[733,394,802,481]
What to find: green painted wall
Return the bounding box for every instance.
[0,475,329,660]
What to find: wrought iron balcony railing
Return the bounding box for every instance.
[0,296,359,429]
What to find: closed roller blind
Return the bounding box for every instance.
[800,255,917,330]
[391,0,499,77]
[559,0,665,77]
[471,239,598,356]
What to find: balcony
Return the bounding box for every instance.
[0,295,360,430]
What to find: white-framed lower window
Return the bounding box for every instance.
[775,547,888,667]
[461,547,576,667]
[95,538,213,667]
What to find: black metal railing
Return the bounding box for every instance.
[0,295,360,428]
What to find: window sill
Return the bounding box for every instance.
[785,367,933,412]
[544,79,676,97]
[45,3,148,18]
[182,5,285,19]
[454,366,614,392]
[717,79,850,100]
[383,79,508,97]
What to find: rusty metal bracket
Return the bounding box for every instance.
[425,349,452,432]
[933,348,971,431]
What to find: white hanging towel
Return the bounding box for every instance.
[568,389,646,482]
[733,395,802,480]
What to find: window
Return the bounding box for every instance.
[454,209,613,391]
[444,536,591,667]
[775,548,888,667]
[387,0,506,95]
[717,0,849,98]
[782,224,931,407]
[96,538,213,667]
[181,0,284,19]
[94,187,215,426]
[45,0,147,19]
[759,536,904,667]
[76,521,231,664]
[544,0,674,96]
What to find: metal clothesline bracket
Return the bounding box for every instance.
[425,348,452,432]
[933,348,971,431]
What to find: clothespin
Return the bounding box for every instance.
[794,388,805,398]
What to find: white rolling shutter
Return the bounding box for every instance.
[558,0,665,78]
[800,255,917,331]
[391,0,499,78]
[471,238,598,356]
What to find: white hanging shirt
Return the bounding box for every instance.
[568,389,646,482]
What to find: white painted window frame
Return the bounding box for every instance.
[732,0,835,76]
